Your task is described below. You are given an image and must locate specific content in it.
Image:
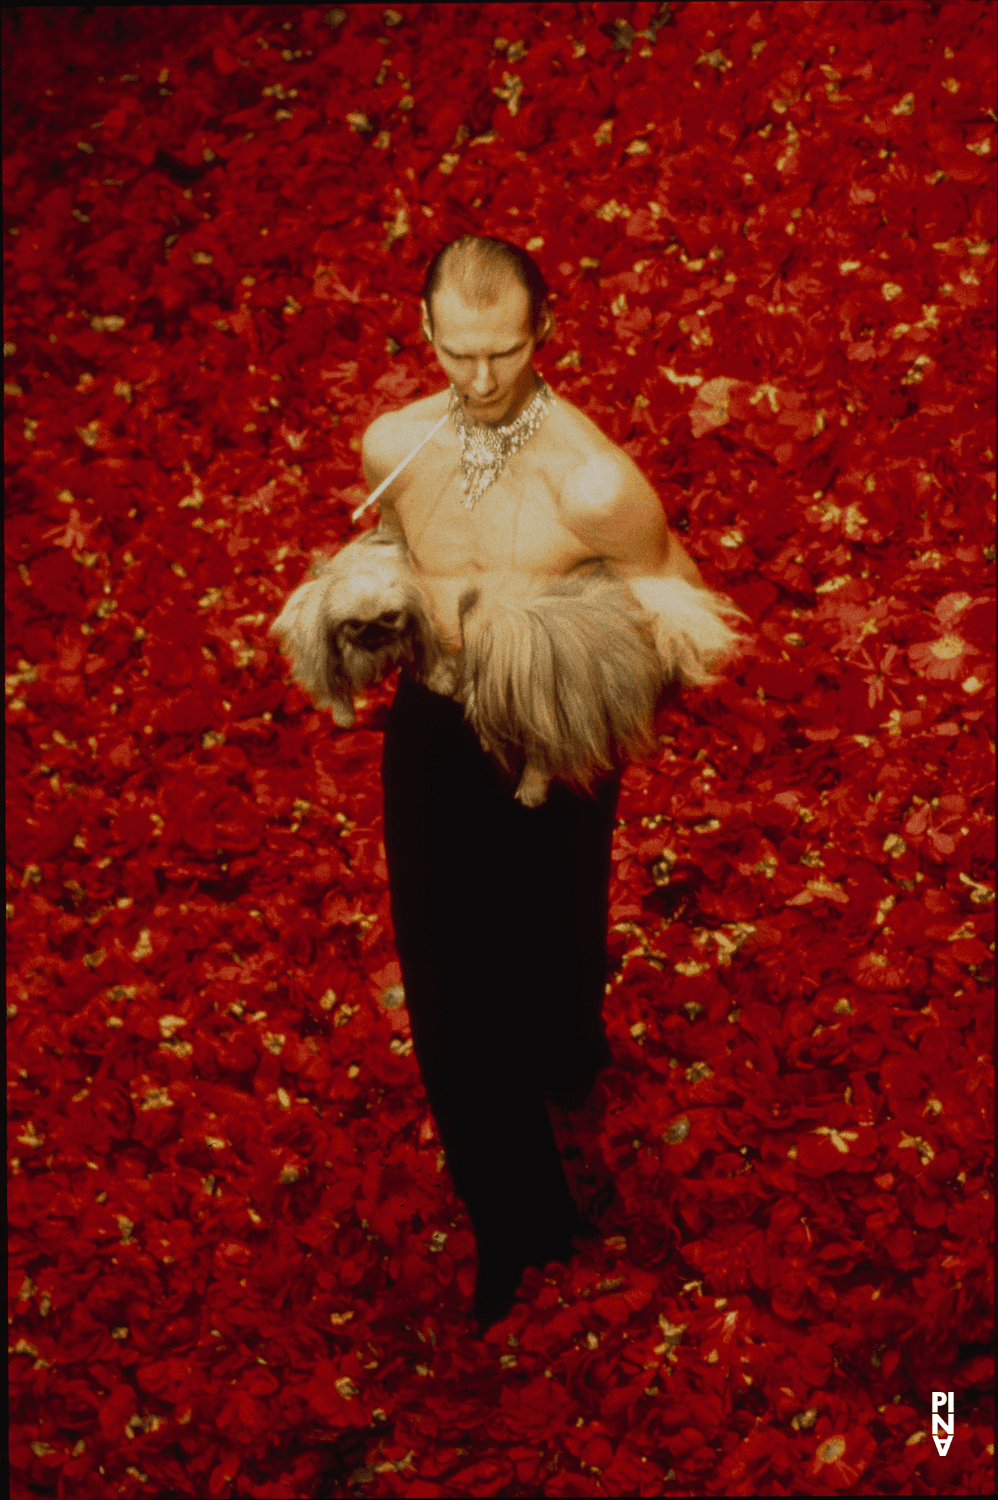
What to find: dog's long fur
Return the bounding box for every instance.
[270,533,741,805]
[456,569,661,802]
[457,566,741,804]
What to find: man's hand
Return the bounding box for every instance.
[561,451,705,590]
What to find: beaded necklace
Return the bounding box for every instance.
[448,377,555,511]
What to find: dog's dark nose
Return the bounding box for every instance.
[341,612,408,651]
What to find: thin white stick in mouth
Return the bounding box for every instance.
[351,410,451,522]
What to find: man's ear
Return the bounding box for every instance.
[535,304,556,348]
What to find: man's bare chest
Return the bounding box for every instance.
[392,433,594,580]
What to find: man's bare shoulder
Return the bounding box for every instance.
[363,388,449,467]
[546,390,616,459]
[546,390,653,507]
[360,390,449,504]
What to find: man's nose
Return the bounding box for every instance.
[470,360,497,393]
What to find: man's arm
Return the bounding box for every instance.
[562,452,739,684]
[561,452,705,589]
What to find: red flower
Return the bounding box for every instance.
[181,785,265,855]
[908,633,978,682]
[496,1374,575,1442]
[807,1424,877,1490]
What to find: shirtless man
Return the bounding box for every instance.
[360,242,705,654]
[359,236,704,1336]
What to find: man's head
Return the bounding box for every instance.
[420,236,554,426]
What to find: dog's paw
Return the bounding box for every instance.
[514,765,551,808]
[424,657,460,698]
[330,694,355,728]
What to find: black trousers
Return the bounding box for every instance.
[380,671,621,1312]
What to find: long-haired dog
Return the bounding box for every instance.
[271,532,740,806]
[269,528,457,730]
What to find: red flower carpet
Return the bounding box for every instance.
[5,4,994,1497]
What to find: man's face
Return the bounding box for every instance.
[421,277,549,426]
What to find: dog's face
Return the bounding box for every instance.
[308,538,431,688]
[335,608,407,652]
[331,605,422,687]
[272,528,462,729]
